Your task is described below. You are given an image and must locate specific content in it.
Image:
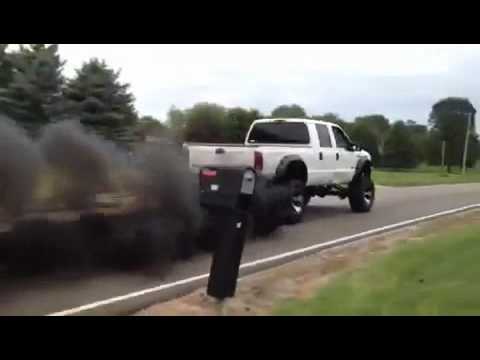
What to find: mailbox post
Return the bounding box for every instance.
[198,167,256,300]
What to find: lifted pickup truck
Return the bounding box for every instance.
[186,118,374,225]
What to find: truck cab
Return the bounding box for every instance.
[245,118,370,186]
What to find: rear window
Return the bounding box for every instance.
[247,122,310,144]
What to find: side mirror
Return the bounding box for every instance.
[347,143,360,152]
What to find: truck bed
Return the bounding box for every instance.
[185,142,313,180]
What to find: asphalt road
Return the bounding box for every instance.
[1,183,480,316]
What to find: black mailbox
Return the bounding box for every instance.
[200,166,257,300]
[199,167,256,211]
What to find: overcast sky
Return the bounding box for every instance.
[59,44,480,128]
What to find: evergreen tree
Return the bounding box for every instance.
[0,44,65,136]
[0,44,13,88]
[63,58,137,142]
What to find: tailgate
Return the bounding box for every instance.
[187,145,255,172]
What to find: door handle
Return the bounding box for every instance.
[336,152,339,161]
[319,152,323,160]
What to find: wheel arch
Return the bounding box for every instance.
[353,158,372,182]
[275,155,308,184]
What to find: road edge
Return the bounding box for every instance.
[47,203,480,316]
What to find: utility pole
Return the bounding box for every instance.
[462,112,473,175]
[441,140,446,170]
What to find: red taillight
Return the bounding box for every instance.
[254,151,263,171]
[201,169,217,177]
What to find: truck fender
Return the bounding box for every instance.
[352,158,372,182]
[274,155,308,183]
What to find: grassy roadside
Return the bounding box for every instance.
[373,166,480,186]
[274,222,480,315]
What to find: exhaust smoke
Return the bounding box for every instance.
[0,117,203,277]
[0,117,43,218]
[39,121,116,210]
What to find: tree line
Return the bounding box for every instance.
[164,101,479,170]
[1,44,478,170]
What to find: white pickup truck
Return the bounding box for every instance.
[186,118,374,226]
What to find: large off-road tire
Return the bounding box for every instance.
[284,179,307,224]
[348,170,375,213]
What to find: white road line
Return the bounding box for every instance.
[47,204,480,316]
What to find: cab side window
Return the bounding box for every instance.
[316,124,332,148]
[332,126,350,149]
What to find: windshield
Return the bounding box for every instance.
[247,122,310,144]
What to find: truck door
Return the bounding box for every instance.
[331,125,357,184]
[308,123,337,185]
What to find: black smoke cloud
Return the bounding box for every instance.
[39,121,116,210]
[0,118,203,277]
[0,117,44,217]
[133,143,203,258]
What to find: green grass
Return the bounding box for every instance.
[274,223,480,315]
[373,166,480,186]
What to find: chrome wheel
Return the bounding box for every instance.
[364,188,373,206]
[362,175,375,208]
[291,194,305,214]
[285,179,306,224]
